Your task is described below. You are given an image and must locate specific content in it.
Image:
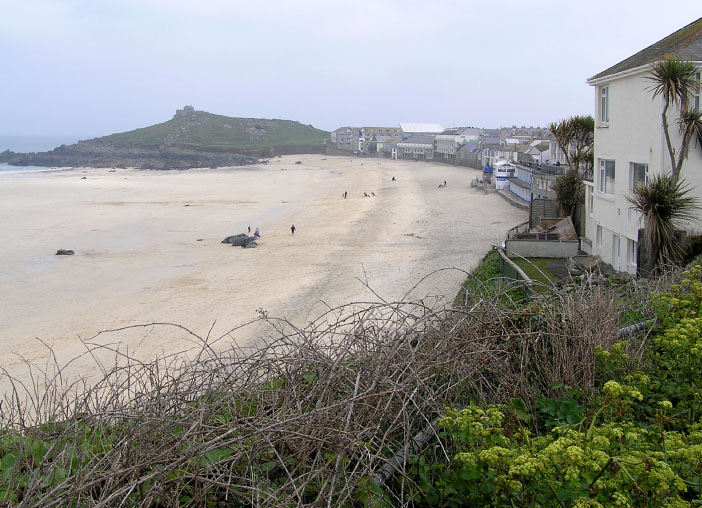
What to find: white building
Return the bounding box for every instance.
[525,142,551,163]
[584,17,702,274]
[399,123,444,135]
[549,136,568,165]
[492,160,516,190]
[435,127,481,161]
[503,135,532,145]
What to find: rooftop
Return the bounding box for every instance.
[399,123,444,133]
[589,17,702,81]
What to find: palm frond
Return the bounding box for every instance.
[679,109,702,151]
[647,58,698,110]
[552,171,583,217]
[627,174,700,267]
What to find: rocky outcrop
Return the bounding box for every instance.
[1,141,258,170]
[56,249,75,255]
[222,234,257,248]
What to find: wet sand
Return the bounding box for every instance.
[0,155,526,389]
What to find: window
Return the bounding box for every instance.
[599,86,609,123]
[630,163,648,191]
[694,72,700,111]
[596,225,603,248]
[629,239,638,266]
[599,159,615,194]
[588,188,594,216]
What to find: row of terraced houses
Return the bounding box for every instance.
[329,17,702,276]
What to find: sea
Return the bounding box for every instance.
[0,135,86,174]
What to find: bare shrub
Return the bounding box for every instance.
[0,272,659,506]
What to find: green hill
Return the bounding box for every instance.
[98,106,330,149]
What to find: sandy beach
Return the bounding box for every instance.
[0,155,525,389]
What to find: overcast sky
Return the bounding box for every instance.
[2,0,701,137]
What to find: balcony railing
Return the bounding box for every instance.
[505,221,530,240]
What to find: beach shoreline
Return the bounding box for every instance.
[0,155,526,389]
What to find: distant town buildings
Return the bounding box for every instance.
[329,122,555,170]
[331,126,402,154]
[435,128,480,161]
[326,17,702,279]
[397,135,436,160]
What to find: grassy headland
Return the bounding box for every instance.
[0,108,331,168]
[99,109,330,149]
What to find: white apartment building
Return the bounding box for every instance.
[435,128,480,161]
[584,17,702,274]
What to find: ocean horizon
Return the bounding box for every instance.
[0,134,89,154]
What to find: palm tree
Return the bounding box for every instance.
[678,108,702,162]
[552,170,583,219]
[647,58,699,183]
[548,116,593,232]
[627,174,699,273]
[548,115,594,175]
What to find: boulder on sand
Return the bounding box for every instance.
[222,234,256,247]
[56,249,75,255]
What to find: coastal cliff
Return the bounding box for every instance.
[0,107,330,169]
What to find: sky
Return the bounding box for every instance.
[1,0,701,138]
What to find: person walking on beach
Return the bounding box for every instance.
[291,224,296,235]
[248,225,251,233]
[254,227,260,238]
[344,191,347,199]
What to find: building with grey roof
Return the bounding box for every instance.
[397,134,436,160]
[435,127,481,161]
[589,17,702,81]
[583,17,702,274]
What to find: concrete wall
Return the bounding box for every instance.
[504,239,579,259]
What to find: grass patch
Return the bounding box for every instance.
[511,257,561,288]
[455,248,527,306]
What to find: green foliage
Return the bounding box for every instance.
[510,257,561,289]
[646,266,702,425]
[595,341,630,383]
[406,265,702,506]
[627,175,700,272]
[548,115,594,174]
[410,403,694,507]
[647,58,701,183]
[552,170,584,218]
[535,395,585,430]
[648,58,699,112]
[455,248,526,306]
[655,265,702,326]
